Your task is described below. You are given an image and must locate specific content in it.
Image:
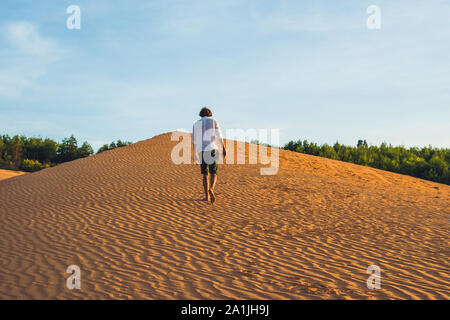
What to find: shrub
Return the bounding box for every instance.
[96,140,132,154]
[20,159,50,172]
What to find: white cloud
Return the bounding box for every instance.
[266,12,331,33]
[3,21,59,58]
[0,21,62,99]
[0,85,21,99]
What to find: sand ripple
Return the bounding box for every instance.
[0,132,448,299]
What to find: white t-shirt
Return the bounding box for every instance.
[193,117,224,154]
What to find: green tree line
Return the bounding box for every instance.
[283,139,450,185]
[0,135,132,172]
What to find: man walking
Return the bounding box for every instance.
[193,107,226,204]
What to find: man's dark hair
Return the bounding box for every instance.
[199,107,212,117]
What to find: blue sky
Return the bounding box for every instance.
[1,0,449,150]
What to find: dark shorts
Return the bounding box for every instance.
[200,150,219,175]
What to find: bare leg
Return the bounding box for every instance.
[209,174,217,203]
[202,174,210,201]
[210,174,217,191]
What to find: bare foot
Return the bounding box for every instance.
[209,189,216,204]
[203,196,210,202]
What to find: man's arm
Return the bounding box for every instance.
[193,123,200,163]
[215,120,226,157]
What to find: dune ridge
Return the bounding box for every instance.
[0,132,448,299]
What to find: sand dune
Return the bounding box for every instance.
[0,132,448,299]
[0,169,26,181]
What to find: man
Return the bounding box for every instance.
[193,107,226,204]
